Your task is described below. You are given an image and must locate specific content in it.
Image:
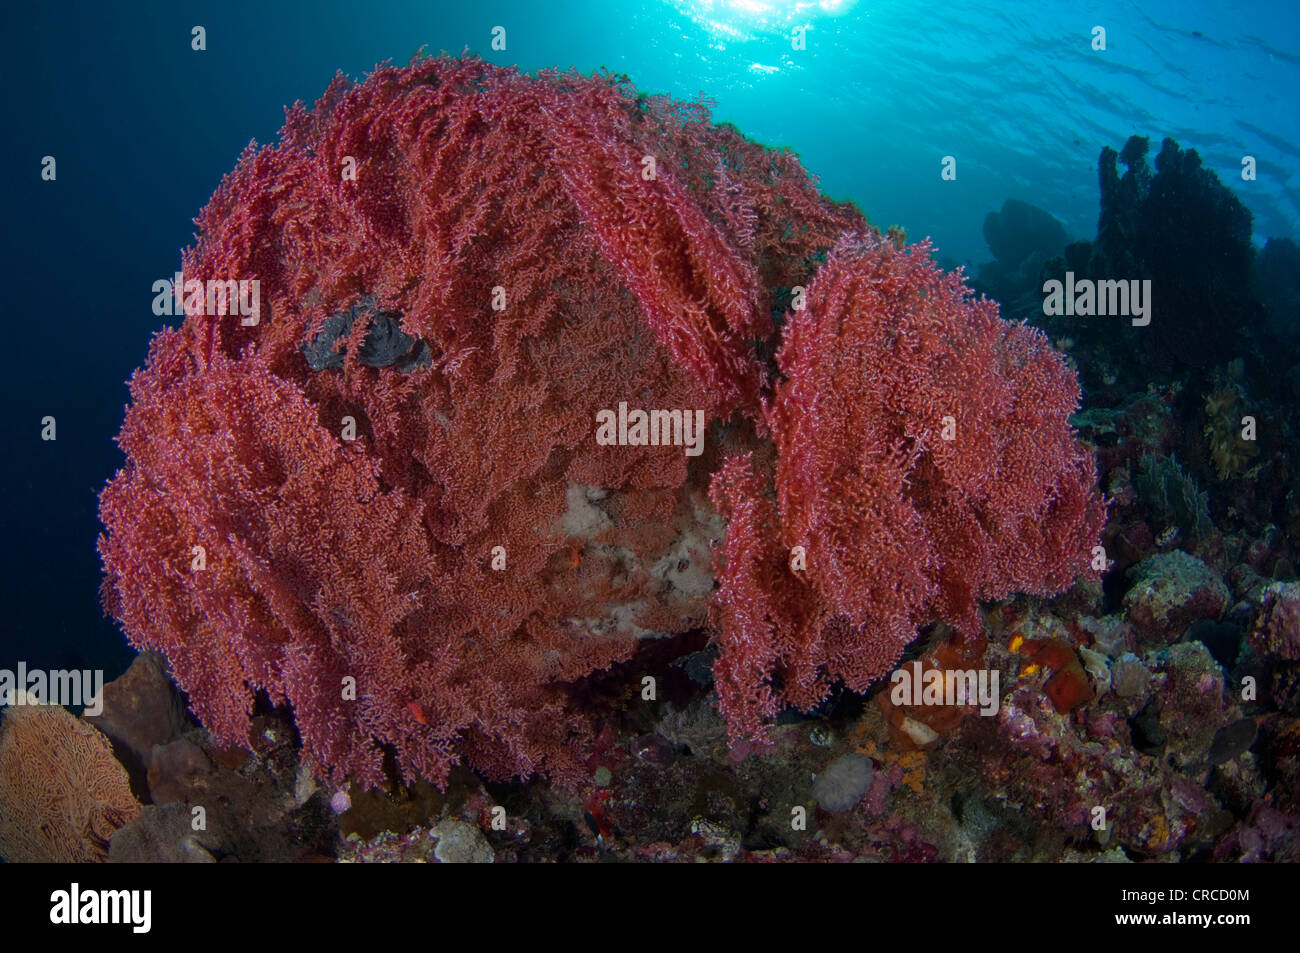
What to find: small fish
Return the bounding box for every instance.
[408,701,428,725]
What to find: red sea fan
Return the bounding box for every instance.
[709,232,1108,742]
[98,56,861,788]
[100,55,1102,782]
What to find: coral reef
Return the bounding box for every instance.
[0,701,140,862]
[1250,582,1300,663]
[1202,360,1260,481]
[1123,551,1230,644]
[1134,453,1213,541]
[709,232,1106,741]
[70,47,1300,865]
[98,56,1104,794]
[86,545,1300,864]
[98,56,863,790]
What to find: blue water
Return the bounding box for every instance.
[2,0,1297,679]
[653,0,1300,264]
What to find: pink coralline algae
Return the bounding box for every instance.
[98,55,1106,790]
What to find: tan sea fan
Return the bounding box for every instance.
[0,699,140,862]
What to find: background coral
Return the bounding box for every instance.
[1134,453,1213,541]
[1202,361,1260,481]
[1093,136,1255,371]
[0,701,140,862]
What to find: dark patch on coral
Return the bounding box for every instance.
[302,297,433,373]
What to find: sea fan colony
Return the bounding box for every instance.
[99,57,1105,788]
